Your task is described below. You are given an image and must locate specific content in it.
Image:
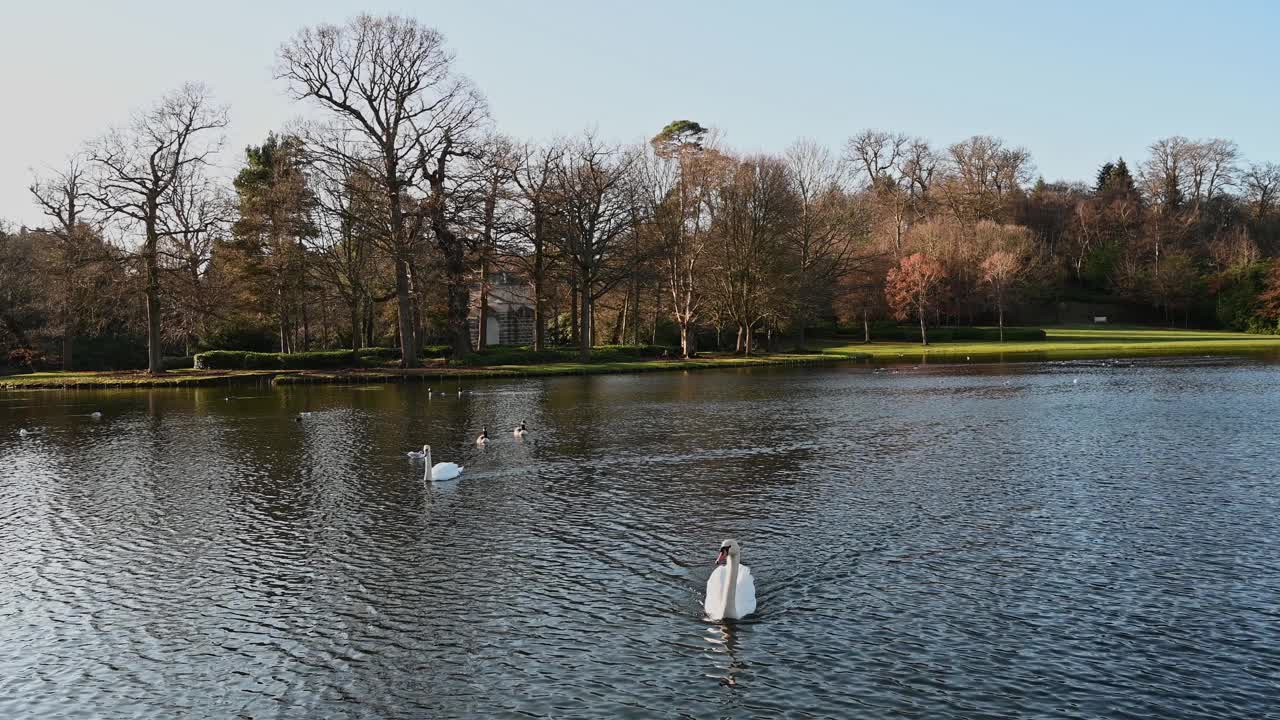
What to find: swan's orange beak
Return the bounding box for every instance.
[715,547,728,566]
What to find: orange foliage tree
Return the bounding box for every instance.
[885,252,949,345]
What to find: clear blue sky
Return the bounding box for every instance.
[3,0,1277,225]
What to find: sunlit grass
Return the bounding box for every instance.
[7,327,1278,389]
[816,325,1280,362]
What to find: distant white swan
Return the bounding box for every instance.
[421,445,463,482]
[513,421,528,438]
[89,411,102,419]
[476,427,489,446]
[704,539,757,621]
[18,428,31,437]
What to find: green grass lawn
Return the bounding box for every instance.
[1,353,840,389]
[817,325,1280,362]
[6,327,1279,389]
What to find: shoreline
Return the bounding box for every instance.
[5,327,1280,389]
[0,353,848,389]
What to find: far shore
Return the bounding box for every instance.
[4,326,1280,390]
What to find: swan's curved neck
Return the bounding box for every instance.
[722,555,739,618]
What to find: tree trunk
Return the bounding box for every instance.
[919,308,928,346]
[578,282,592,361]
[679,323,691,359]
[532,247,545,351]
[350,301,360,352]
[144,219,163,374]
[444,244,470,360]
[617,294,628,345]
[477,258,489,351]
[62,324,73,372]
[569,284,579,346]
[863,309,870,344]
[998,303,1005,343]
[394,257,416,367]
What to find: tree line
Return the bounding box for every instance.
[3,14,1279,373]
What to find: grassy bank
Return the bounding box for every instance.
[1,353,843,389]
[818,325,1280,362]
[6,327,1279,389]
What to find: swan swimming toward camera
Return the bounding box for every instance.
[476,427,489,446]
[704,539,757,621]
[513,421,528,438]
[419,445,462,482]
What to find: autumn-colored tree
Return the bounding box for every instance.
[885,252,949,345]
[980,250,1024,341]
[1257,263,1280,331]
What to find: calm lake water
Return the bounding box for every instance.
[2,359,1279,719]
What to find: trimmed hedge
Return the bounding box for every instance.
[162,355,194,370]
[840,325,1046,343]
[454,344,675,367]
[195,350,358,370]
[193,344,679,370]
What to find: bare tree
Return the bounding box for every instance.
[277,14,488,364]
[29,155,98,369]
[784,139,873,348]
[980,249,1025,342]
[709,154,796,354]
[938,135,1033,227]
[1184,138,1239,206]
[1242,162,1280,220]
[161,168,233,353]
[644,121,722,357]
[502,140,565,351]
[551,133,641,360]
[86,83,228,373]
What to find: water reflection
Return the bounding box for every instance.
[2,359,1279,718]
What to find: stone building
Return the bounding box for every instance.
[468,270,535,347]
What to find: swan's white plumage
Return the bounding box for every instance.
[704,564,756,620]
[429,462,463,481]
[420,446,463,482]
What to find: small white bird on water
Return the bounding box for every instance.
[704,539,757,621]
[419,445,462,482]
[476,427,489,446]
[89,411,102,419]
[513,421,528,439]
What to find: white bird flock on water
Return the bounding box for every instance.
[704,539,757,621]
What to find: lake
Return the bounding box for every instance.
[2,359,1278,718]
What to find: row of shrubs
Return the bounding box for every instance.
[192,344,677,370]
[193,348,415,370]
[454,344,673,366]
[840,323,1047,343]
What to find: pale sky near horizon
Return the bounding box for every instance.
[2,0,1277,226]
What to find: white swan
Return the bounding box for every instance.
[476,427,489,446]
[422,445,463,482]
[513,421,528,438]
[406,445,428,460]
[704,539,757,621]
[89,411,102,419]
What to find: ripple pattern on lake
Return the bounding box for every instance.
[2,360,1279,718]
